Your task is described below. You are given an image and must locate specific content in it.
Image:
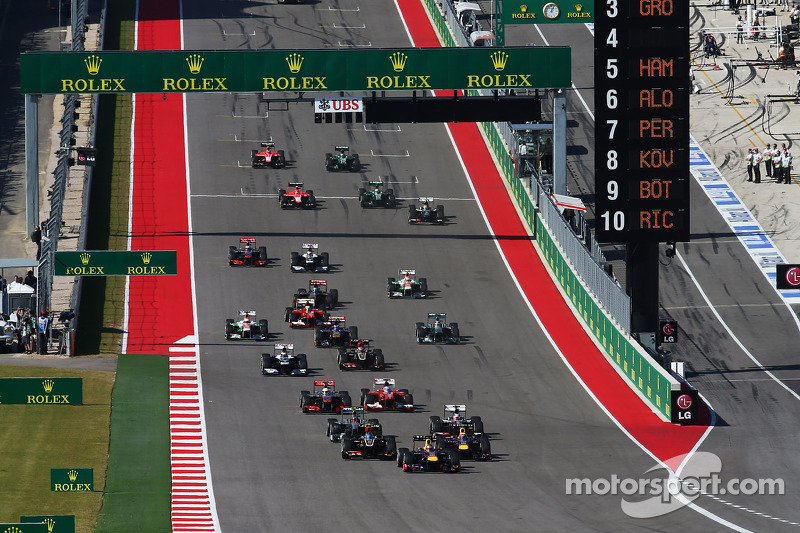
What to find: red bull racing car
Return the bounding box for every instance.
[314,317,358,348]
[396,435,461,473]
[429,404,491,461]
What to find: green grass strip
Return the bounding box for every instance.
[0,366,114,533]
[76,0,135,356]
[95,354,170,533]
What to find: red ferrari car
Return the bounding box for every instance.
[360,378,414,412]
[285,298,329,329]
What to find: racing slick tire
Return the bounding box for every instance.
[228,246,237,261]
[397,448,409,467]
[284,307,293,322]
[403,393,414,410]
[291,252,301,270]
[386,192,396,208]
[447,450,461,471]
[306,189,314,197]
[325,153,334,171]
[258,246,267,265]
[297,353,308,372]
[341,394,352,407]
[373,349,385,371]
[314,325,324,346]
[419,278,428,294]
[321,252,329,268]
[479,435,491,460]
[367,418,380,426]
[301,394,313,413]
[326,419,340,438]
[358,188,367,203]
[351,154,361,172]
[407,204,416,223]
[275,150,286,168]
[337,349,350,370]
[402,450,415,471]
[429,416,443,434]
[300,391,310,405]
[437,205,445,224]
[359,388,370,406]
[415,322,425,343]
[258,320,269,339]
[384,436,398,460]
[450,323,460,343]
[348,326,358,342]
[341,436,355,459]
[386,277,395,297]
[328,288,339,307]
[278,188,286,205]
[308,194,316,208]
[470,416,484,434]
[225,320,234,339]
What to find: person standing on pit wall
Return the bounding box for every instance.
[773,143,782,181]
[37,311,50,355]
[745,148,755,181]
[753,148,763,182]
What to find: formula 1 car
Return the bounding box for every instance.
[314,317,358,348]
[337,340,386,371]
[260,343,308,376]
[341,424,397,460]
[278,183,316,209]
[326,407,382,442]
[228,237,268,267]
[415,313,460,344]
[396,435,461,473]
[429,405,491,461]
[291,244,330,273]
[387,269,427,299]
[360,378,414,412]
[300,380,352,414]
[251,142,286,168]
[358,181,396,208]
[325,146,361,172]
[408,197,445,224]
[285,298,329,329]
[225,311,268,340]
[292,280,338,310]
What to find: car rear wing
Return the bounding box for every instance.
[335,146,350,151]
[444,404,467,416]
[314,379,336,387]
[302,243,319,250]
[373,378,396,389]
[309,279,327,287]
[260,141,275,147]
[418,197,435,203]
[398,269,416,276]
[427,313,446,321]
[275,343,294,350]
[368,180,383,187]
[238,310,257,316]
[340,407,364,417]
[239,237,257,244]
[328,316,346,323]
[289,182,304,188]
[354,339,370,347]
[412,435,432,442]
[296,298,315,308]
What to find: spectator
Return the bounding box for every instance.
[23,270,36,291]
[736,16,744,43]
[21,317,34,354]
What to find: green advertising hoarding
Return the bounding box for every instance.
[50,469,94,492]
[20,47,571,94]
[0,525,47,533]
[0,378,83,405]
[501,0,594,24]
[20,516,75,533]
[54,251,177,276]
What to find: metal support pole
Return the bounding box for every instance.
[553,89,567,195]
[25,94,39,238]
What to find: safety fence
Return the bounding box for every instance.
[421,0,675,419]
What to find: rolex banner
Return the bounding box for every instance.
[20,516,75,533]
[0,378,83,405]
[50,469,93,492]
[54,251,177,276]
[20,47,571,95]
[0,525,47,533]
[502,0,594,24]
